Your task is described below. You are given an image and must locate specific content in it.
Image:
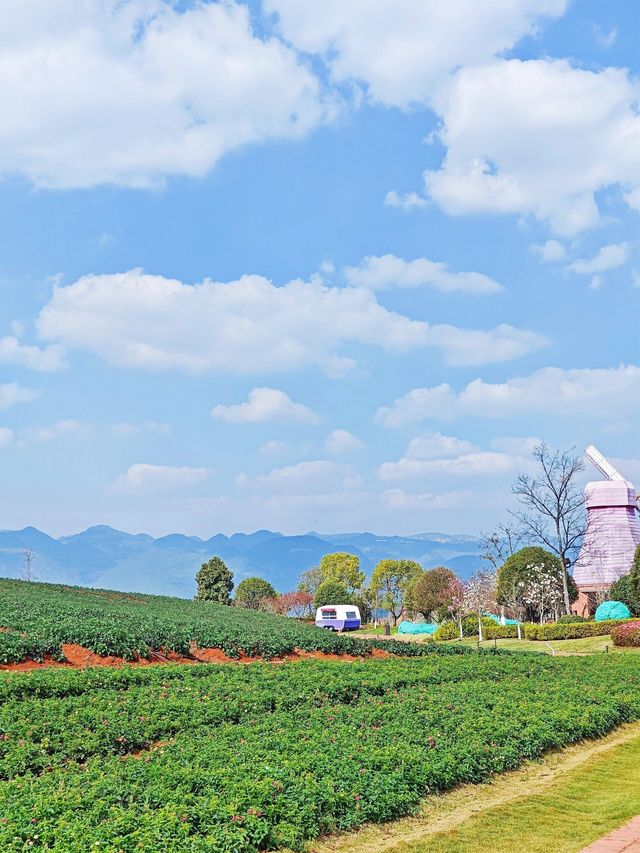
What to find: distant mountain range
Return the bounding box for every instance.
[0,526,484,598]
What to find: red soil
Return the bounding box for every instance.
[0,643,390,672]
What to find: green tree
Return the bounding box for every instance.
[496,546,577,621]
[235,577,277,610]
[370,559,422,625]
[319,553,364,593]
[613,545,640,614]
[298,565,323,597]
[408,567,456,620]
[195,556,234,604]
[314,580,352,609]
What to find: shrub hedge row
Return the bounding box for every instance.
[523,619,637,641]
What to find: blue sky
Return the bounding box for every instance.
[0,0,638,537]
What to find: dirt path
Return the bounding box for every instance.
[309,722,640,853]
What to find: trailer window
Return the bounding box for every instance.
[345,611,357,619]
[322,610,337,619]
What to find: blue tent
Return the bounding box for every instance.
[595,600,631,622]
[397,621,438,635]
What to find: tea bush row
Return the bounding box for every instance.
[2,654,640,851]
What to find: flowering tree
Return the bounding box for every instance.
[463,570,496,641]
[266,591,314,618]
[521,562,564,624]
[446,576,466,639]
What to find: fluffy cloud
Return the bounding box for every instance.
[384,191,426,210]
[425,60,640,235]
[568,242,630,275]
[376,364,640,426]
[211,388,318,424]
[404,433,477,459]
[530,240,566,262]
[379,451,519,481]
[0,337,66,371]
[324,429,365,455]
[238,460,361,494]
[267,0,566,107]
[22,419,84,443]
[0,382,39,410]
[344,254,502,294]
[37,269,544,373]
[380,489,470,511]
[114,463,211,491]
[0,0,328,189]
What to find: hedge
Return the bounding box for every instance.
[524,619,637,641]
[611,621,640,647]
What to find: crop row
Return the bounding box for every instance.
[0,654,555,778]
[0,578,446,662]
[3,654,640,851]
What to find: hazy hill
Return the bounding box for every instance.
[0,526,483,598]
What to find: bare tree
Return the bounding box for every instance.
[498,577,526,639]
[20,548,37,582]
[511,443,586,615]
[463,570,496,642]
[480,524,527,569]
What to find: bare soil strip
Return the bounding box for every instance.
[309,722,640,853]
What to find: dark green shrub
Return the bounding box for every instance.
[610,573,640,616]
[557,614,587,624]
[484,624,521,639]
[524,619,637,641]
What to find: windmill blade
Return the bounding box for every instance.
[584,444,625,481]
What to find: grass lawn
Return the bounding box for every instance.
[442,634,636,655]
[310,722,640,853]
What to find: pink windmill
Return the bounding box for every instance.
[573,445,640,616]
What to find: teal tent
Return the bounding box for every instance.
[595,600,631,622]
[397,621,438,635]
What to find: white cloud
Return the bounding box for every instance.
[594,25,617,49]
[0,336,66,371]
[568,242,630,275]
[0,1,328,189]
[0,427,14,448]
[376,364,640,426]
[379,450,520,481]
[425,59,640,235]
[344,253,502,294]
[259,440,289,457]
[588,274,604,291]
[325,429,365,455]
[22,419,84,443]
[114,463,211,492]
[405,433,477,459]
[238,459,361,494]
[384,190,426,210]
[490,436,540,455]
[380,488,470,511]
[0,382,39,410]
[530,240,566,262]
[211,388,318,424]
[267,0,567,108]
[37,269,543,373]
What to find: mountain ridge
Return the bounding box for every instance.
[0,525,484,598]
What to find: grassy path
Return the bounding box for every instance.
[308,722,640,853]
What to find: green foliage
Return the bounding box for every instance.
[557,613,588,623]
[297,564,323,596]
[524,619,637,641]
[612,560,640,616]
[484,624,521,639]
[434,615,495,641]
[496,547,576,619]
[319,552,364,593]
[314,580,352,609]
[611,621,640,647]
[0,578,459,663]
[3,651,640,849]
[370,559,423,624]
[195,556,234,604]
[235,577,277,610]
[408,567,456,619]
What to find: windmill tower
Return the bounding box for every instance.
[572,445,640,616]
